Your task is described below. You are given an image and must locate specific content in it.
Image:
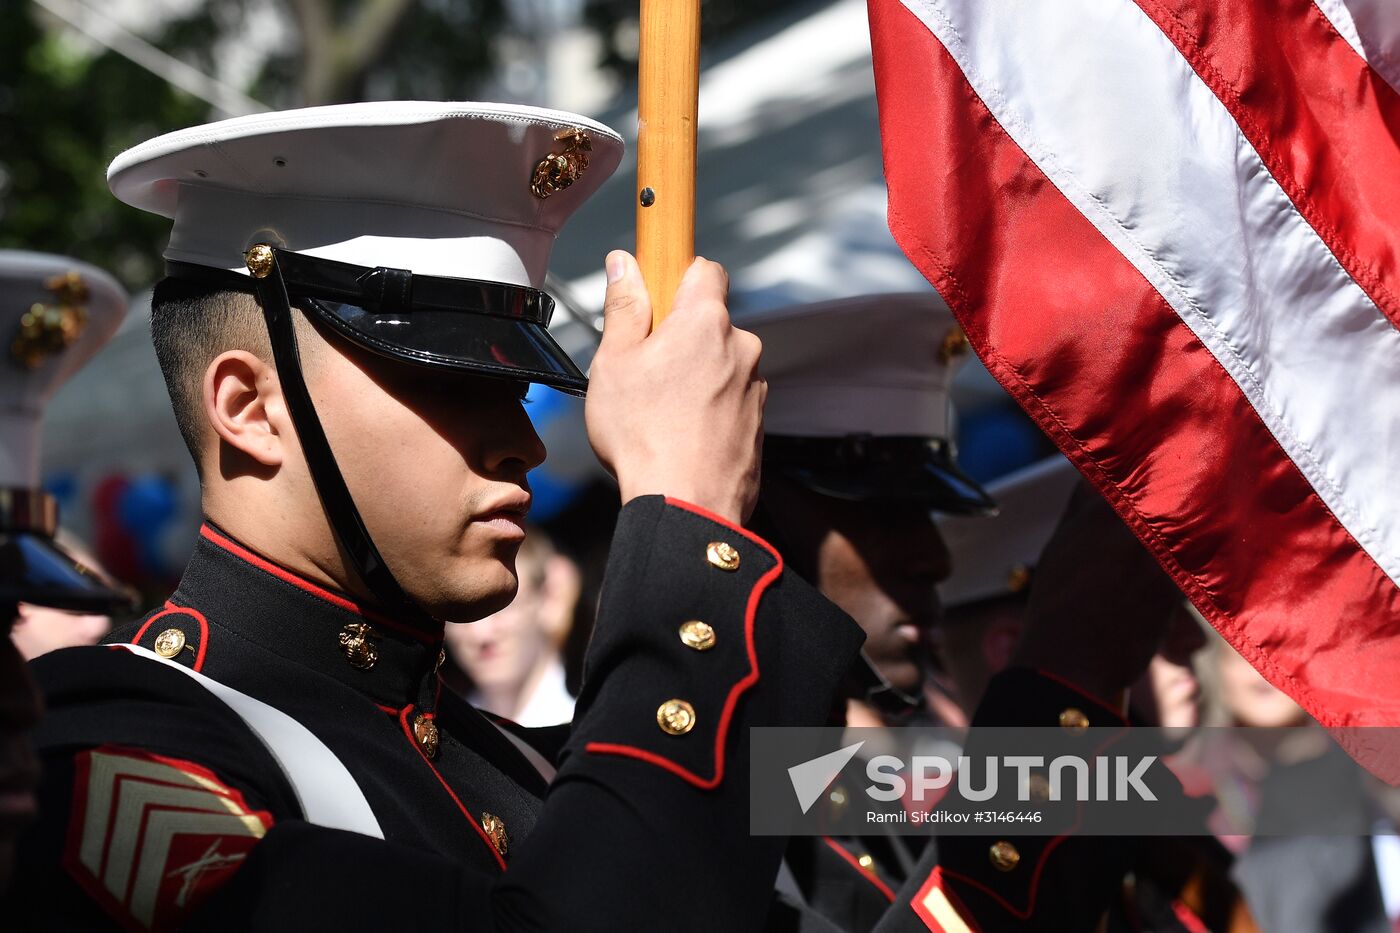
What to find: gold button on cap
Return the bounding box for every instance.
[857,853,875,871]
[989,841,1021,872]
[481,811,509,858]
[706,541,741,572]
[678,620,717,651]
[153,628,187,659]
[657,699,697,735]
[244,243,275,278]
[1058,707,1090,733]
[413,714,440,758]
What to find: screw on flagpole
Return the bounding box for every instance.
[636,0,701,327]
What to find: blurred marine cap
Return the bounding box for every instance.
[107,101,624,396]
[0,251,133,611]
[937,455,1081,610]
[739,293,995,514]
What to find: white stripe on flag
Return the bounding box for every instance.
[899,0,1400,589]
[1314,0,1400,97]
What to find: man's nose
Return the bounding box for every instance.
[485,403,548,477]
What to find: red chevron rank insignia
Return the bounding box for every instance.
[63,745,274,932]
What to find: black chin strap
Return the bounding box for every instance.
[248,251,438,634]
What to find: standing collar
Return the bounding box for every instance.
[165,522,445,707]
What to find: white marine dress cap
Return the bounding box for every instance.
[0,251,133,610]
[738,293,995,514]
[108,100,624,394]
[937,455,1081,609]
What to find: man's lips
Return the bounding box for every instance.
[474,495,531,534]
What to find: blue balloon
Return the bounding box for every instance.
[524,383,592,522]
[43,471,79,512]
[117,475,180,577]
[957,406,1049,484]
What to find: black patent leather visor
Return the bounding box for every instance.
[171,250,588,396]
[764,435,997,516]
[0,532,134,612]
[0,491,135,612]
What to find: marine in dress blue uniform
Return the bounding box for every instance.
[0,251,132,895]
[737,298,1192,932]
[2,103,864,932]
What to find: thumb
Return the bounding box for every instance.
[598,251,653,350]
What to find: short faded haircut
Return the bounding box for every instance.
[149,278,316,473]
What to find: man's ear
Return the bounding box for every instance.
[203,351,288,468]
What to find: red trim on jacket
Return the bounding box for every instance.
[584,497,784,790]
[397,706,506,872]
[199,524,440,645]
[130,601,212,672]
[822,836,896,903]
[1033,668,1129,724]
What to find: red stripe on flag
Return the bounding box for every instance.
[1133,0,1400,332]
[868,0,1400,747]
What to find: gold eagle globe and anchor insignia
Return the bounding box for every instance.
[338,621,380,671]
[530,127,593,199]
[480,812,509,858]
[11,271,90,369]
[939,324,971,364]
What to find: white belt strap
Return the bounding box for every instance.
[119,644,384,839]
[488,720,558,783]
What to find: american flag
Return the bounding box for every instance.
[869,0,1400,775]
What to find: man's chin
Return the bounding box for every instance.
[426,573,519,622]
[434,599,509,624]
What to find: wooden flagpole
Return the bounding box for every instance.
[636,0,701,326]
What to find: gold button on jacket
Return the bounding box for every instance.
[1058,707,1090,733]
[153,628,187,659]
[656,699,697,735]
[413,714,440,758]
[705,541,741,572]
[678,620,717,651]
[989,840,1021,872]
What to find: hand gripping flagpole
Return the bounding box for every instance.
[636,0,701,326]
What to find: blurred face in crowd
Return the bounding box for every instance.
[1218,642,1306,728]
[10,603,110,660]
[203,312,546,622]
[1131,603,1206,729]
[760,479,952,693]
[0,609,41,891]
[444,537,578,706]
[931,595,1026,716]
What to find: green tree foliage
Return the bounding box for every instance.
[0,2,212,287]
[0,0,506,290]
[1,0,806,290]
